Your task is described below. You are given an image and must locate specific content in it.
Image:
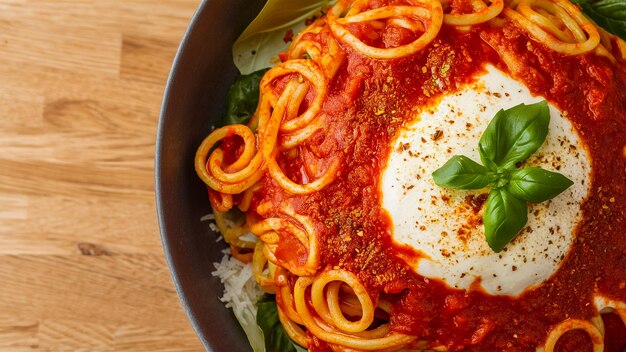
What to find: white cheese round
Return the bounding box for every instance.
[382,65,592,296]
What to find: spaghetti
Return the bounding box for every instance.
[196,0,626,350]
[442,0,504,26]
[502,0,601,55]
[328,0,444,59]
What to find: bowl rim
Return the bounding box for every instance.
[155,0,210,349]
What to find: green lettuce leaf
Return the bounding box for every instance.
[257,295,307,352]
[233,0,335,74]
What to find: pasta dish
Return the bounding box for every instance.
[195,0,626,350]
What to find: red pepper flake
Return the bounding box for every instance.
[283,29,294,43]
[431,130,444,141]
[305,15,318,26]
[398,142,411,151]
[465,194,488,213]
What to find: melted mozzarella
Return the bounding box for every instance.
[382,65,592,296]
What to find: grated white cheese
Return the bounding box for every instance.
[239,232,259,244]
[200,213,216,221]
[212,250,266,352]
[200,213,221,233]
[202,213,266,352]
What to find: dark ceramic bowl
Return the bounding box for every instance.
[156,0,266,350]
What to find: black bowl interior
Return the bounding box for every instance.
[156,0,266,350]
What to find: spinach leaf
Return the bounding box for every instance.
[572,0,626,40]
[223,68,269,126]
[257,295,307,352]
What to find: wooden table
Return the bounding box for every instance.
[0,1,205,350]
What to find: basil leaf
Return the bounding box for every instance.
[479,101,551,170]
[223,68,269,126]
[432,155,490,189]
[507,167,574,203]
[479,143,499,172]
[233,0,335,74]
[571,0,626,40]
[484,188,528,253]
[257,295,306,352]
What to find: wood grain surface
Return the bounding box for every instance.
[0,1,205,350]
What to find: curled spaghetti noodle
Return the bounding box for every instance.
[595,295,626,334]
[292,270,416,351]
[328,0,443,59]
[209,189,233,213]
[195,124,265,195]
[278,305,309,348]
[443,0,504,26]
[288,18,347,80]
[259,60,342,195]
[280,113,328,150]
[260,60,328,133]
[238,182,261,212]
[503,0,600,55]
[250,202,320,276]
[252,241,277,293]
[539,318,605,352]
[592,21,626,63]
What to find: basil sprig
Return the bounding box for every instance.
[432,101,574,252]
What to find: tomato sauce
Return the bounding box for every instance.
[249,21,626,352]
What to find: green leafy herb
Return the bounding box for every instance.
[507,167,575,203]
[432,155,490,189]
[478,101,550,170]
[432,101,574,252]
[484,188,528,253]
[223,68,269,126]
[257,295,307,352]
[571,0,626,41]
[233,0,335,74]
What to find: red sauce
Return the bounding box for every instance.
[604,312,626,352]
[246,21,626,352]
